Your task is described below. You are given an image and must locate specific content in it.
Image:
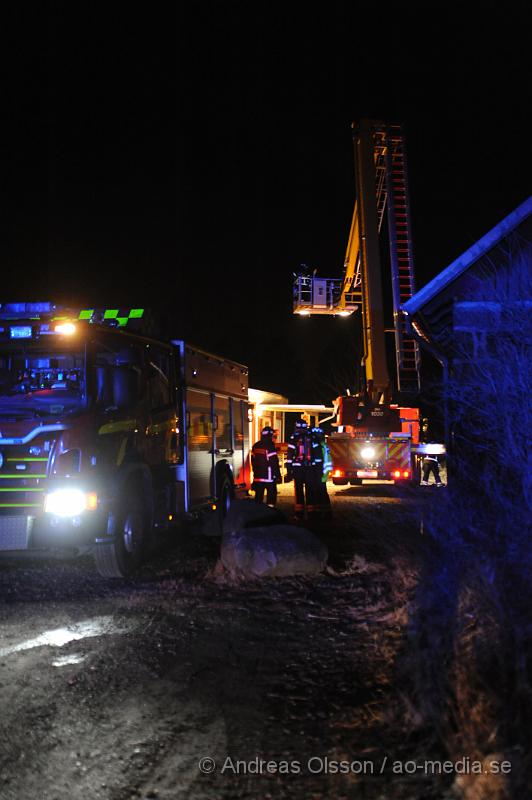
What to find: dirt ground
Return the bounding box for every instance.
[0,482,454,800]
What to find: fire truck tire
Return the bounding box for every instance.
[94,490,146,578]
[217,473,234,520]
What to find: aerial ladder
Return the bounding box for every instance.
[293,119,423,483]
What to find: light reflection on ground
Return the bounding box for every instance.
[52,653,86,667]
[0,616,130,658]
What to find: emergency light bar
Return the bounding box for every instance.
[0,303,146,331]
[0,302,57,318]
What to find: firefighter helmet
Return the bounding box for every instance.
[261,425,275,437]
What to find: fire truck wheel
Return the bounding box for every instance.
[217,473,234,520]
[94,491,146,578]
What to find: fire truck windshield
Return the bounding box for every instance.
[0,345,85,418]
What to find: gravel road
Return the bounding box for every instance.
[0,483,453,800]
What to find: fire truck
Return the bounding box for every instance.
[327,396,420,485]
[293,119,426,484]
[0,303,250,576]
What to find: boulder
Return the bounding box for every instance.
[221,524,328,578]
[222,498,287,535]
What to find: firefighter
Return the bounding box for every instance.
[421,447,443,486]
[311,426,333,518]
[251,426,281,506]
[286,419,323,520]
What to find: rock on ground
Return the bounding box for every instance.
[221,524,329,578]
[222,498,287,535]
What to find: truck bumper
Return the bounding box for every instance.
[0,512,106,555]
[332,469,411,485]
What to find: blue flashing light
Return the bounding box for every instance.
[10,326,33,339]
[27,302,54,313]
[3,302,54,314]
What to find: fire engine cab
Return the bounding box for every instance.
[0,303,250,576]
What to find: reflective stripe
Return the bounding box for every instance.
[0,424,66,446]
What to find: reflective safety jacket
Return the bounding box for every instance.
[251,438,281,483]
[321,440,332,482]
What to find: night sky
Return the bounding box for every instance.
[2,3,530,402]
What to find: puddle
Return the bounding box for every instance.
[52,653,87,667]
[0,616,132,658]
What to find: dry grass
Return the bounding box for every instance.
[396,247,532,799]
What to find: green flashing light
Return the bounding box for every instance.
[116,317,128,327]
[128,309,144,318]
[79,309,94,320]
[104,309,119,319]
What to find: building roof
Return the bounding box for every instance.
[248,388,289,405]
[403,196,532,317]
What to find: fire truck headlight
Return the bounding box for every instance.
[361,446,375,460]
[44,489,98,517]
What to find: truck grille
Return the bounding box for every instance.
[0,447,48,513]
[0,516,33,550]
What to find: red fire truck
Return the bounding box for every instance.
[0,303,250,576]
[328,396,420,485]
